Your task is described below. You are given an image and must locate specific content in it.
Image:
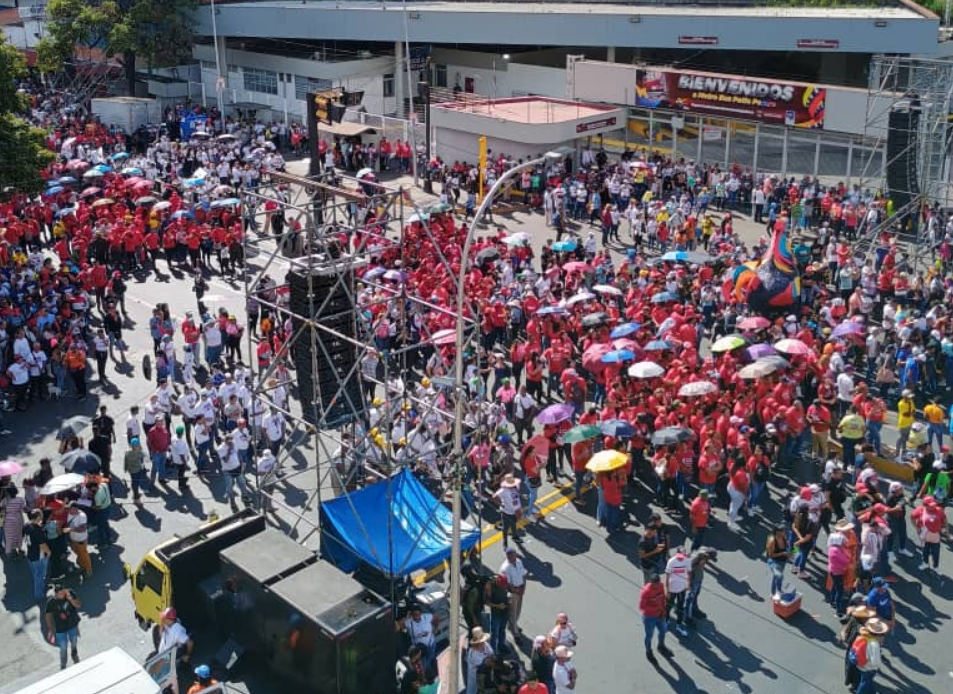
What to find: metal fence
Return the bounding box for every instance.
[606,107,885,187]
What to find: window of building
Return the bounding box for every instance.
[383,73,395,98]
[294,75,333,101]
[243,67,278,95]
[434,64,447,88]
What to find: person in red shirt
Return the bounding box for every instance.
[600,468,626,534]
[689,489,712,550]
[806,399,832,461]
[639,573,673,661]
[571,438,594,500]
[727,458,750,530]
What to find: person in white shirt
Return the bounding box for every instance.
[193,416,214,474]
[500,547,528,638]
[262,409,285,455]
[550,612,578,648]
[493,474,523,548]
[156,609,194,660]
[216,433,248,505]
[552,645,577,694]
[402,606,439,675]
[665,547,692,635]
[168,427,191,491]
[233,419,252,468]
[66,503,92,577]
[6,356,30,410]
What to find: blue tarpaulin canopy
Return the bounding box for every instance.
[320,469,480,576]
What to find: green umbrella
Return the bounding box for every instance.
[710,334,747,353]
[562,424,602,444]
[428,202,453,214]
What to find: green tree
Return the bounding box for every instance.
[36,0,196,96]
[0,34,54,195]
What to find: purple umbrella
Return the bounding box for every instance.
[832,321,865,338]
[535,403,575,425]
[745,343,777,361]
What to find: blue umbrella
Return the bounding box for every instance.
[599,419,636,438]
[55,207,76,218]
[183,177,205,187]
[662,250,689,262]
[651,292,678,304]
[44,186,63,196]
[56,176,77,185]
[610,322,640,339]
[552,240,577,252]
[170,210,195,220]
[111,152,130,161]
[600,349,636,364]
[644,340,674,351]
[121,166,143,176]
[93,164,112,173]
[536,306,567,316]
[210,197,242,208]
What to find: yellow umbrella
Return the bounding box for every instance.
[585,450,629,473]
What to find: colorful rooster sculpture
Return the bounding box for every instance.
[725,226,807,315]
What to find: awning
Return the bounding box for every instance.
[320,468,480,576]
[317,121,377,137]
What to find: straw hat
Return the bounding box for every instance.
[865,618,889,636]
[501,473,520,488]
[834,519,854,533]
[851,606,875,621]
[469,627,491,645]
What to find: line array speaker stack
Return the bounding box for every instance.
[287,261,365,428]
[886,102,921,212]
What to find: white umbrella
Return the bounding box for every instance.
[503,232,531,246]
[40,473,86,495]
[431,328,457,346]
[565,292,596,307]
[153,200,172,212]
[356,167,374,179]
[678,381,718,397]
[628,361,665,379]
[593,284,623,296]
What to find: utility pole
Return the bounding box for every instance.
[418,57,433,193]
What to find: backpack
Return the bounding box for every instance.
[849,638,869,668]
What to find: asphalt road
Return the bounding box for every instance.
[1,162,950,694]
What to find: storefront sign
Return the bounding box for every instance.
[634,68,826,129]
[797,39,840,49]
[576,116,618,133]
[678,36,719,45]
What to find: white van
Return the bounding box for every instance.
[13,647,172,694]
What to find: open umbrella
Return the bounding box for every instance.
[57,415,90,440]
[213,184,234,196]
[552,240,577,253]
[170,210,195,220]
[83,169,105,179]
[59,449,101,475]
[355,166,374,179]
[566,292,595,307]
[383,269,406,282]
[585,449,629,473]
[476,247,500,264]
[758,355,790,370]
[55,176,77,185]
[535,403,575,425]
[190,131,212,140]
[91,198,115,208]
[55,207,76,219]
[211,198,242,208]
[651,427,693,446]
[428,202,452,214]
[651,292,678,304]
[643,340,673,352]
[430,328,457,346]
[135,196,157,207]
[111,152,130,161]
[612,337,640,352]
[363,267,386,280]
[563,424,602,444]
[66,159,89,171]
[582,342,612,372]
[710,334,747,353]
[407,212,430,224]
[503,232,531,246]
[121,166,143,176]
[183,177,206,188]
[154,200,172,212]
[93,164,112,174]
[610,322,640,339]
[599,419,636,438]
[738,360,779,379]
[40,473,86,496]
[601,349,636,364]
[745,343,777,361]
[775,338,811,355]
[215,133,237,142]
[832,321,865,338]
[581,312,609,329]
[80,186,101,197]
[628,361,664,378]
[536,306,567,316]
[44,186,63,196]
[0,460,24,476]
[738,316,771,330]
[678,381,718,397]
[563,261,591,274]
[593,284,623,297]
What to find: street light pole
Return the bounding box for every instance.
[446,150,563,694]
[210,0,226,128]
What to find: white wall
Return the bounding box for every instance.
[434,127,565,165]
[432,48,567,100]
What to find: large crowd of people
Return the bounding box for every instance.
[0,74,950,694]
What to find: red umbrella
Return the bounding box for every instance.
[564,261,592,274]
[582,342,612,372]
[738,316,771,330]
[80,187,101,197]
[612,337,641,353]
[132,179,154,192]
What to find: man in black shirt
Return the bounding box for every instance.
[25,509,50,602]
[639,525,665,583]
[822,466,848,532]
[45,587,82,669]
[484,574,510,654]
[90,406,117,478]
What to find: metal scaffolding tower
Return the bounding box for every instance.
[239,169,476,586]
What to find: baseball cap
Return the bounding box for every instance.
[194,665,211,679]
[871,576,886,588]
[130,437,140,446]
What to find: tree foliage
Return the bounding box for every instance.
[37,0,197,77]
[0,34,54,194]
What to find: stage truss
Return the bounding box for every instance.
[239,169,482,584]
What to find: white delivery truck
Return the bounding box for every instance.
[12,646,179,694]
[91,97,162,134]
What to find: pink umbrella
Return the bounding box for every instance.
[582,342,612,372]
[774,338,811,356]
[738,316,771,330]
[80,186,101,197]
[132,179,154,191]
[612,337,641,353]
[0,460,24,476]
[563,261,592,274]
[431,328,457,346]
[66,159,89,171]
